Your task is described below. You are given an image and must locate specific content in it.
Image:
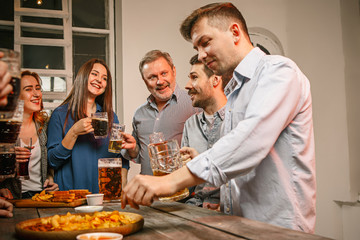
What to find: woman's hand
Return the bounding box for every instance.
[71,117,94,136]
[43,178,59,191]
[62,117,94,150]
[15,146,32,163]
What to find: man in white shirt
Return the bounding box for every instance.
[122,2,316,233]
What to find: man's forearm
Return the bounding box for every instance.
[128,145,139,159]
[168,165,205,191]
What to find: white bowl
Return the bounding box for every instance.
[76,232,123,240]
[86,193,104,206]
[74,205,103,213]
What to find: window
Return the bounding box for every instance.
[0,0,115,111]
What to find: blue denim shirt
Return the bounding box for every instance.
[47,103,129,193]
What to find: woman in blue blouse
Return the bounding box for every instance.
[47,59,132,193]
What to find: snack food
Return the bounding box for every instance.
[16,211,144,239]
[23,211,137,232]
[32,189,91,203]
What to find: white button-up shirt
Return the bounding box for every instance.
[187,48,316,233]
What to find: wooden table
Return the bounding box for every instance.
[0,201,332,240]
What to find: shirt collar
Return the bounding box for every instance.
[199,105,226,123]
[147,84,179,108]
[224,47,265,96]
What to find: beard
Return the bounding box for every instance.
[151,84,173,102]
[190,90,215,109]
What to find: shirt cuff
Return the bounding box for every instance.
[186,151,227,187]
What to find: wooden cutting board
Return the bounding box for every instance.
[8,198,86,208]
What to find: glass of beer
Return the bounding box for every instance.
[108,123,125,153]
[98,158,122,202]
[0,100,23,145]
[91,112,108,139]
[148,135,189,202]
[0,48,21,119]
[15,137,32,180]
[0,144,16,180]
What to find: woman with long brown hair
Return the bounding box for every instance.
[47,59,130,192]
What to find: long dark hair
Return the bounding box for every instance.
[21,70,48,134]
[61,58,114,133]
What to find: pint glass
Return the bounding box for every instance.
[98,158,122,202]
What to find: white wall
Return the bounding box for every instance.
[116,0,360,239]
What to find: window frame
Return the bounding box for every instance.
[4,0,116,110]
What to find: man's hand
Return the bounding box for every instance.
[121,166,204,209]
[180,147,199,164]
[121,174,174,209]
[0,198,13,218]
[122,133,138,158]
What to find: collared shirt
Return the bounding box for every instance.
[130,84,198,175]
[47,103,129,193]
[181,108,225,208]
[187,48,316,233]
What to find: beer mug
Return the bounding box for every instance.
[98,158,122,202]
[108,123,125,153]
[0,100,23,144]
[91,112,108,139]
[148,133,189,202]
[0,48,21,119]
[0,144,16,180]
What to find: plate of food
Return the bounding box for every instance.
[15,211,144,240]
[9,189,91,208]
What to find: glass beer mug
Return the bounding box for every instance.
[108,123,125,153]
[0,48,21,119]
[148,132,189,202]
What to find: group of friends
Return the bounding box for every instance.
[0,2,316,234]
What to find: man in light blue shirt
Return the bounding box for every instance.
[181,54,226,210]
[122,3,316,233]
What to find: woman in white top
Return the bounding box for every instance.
[5,71,59,199]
